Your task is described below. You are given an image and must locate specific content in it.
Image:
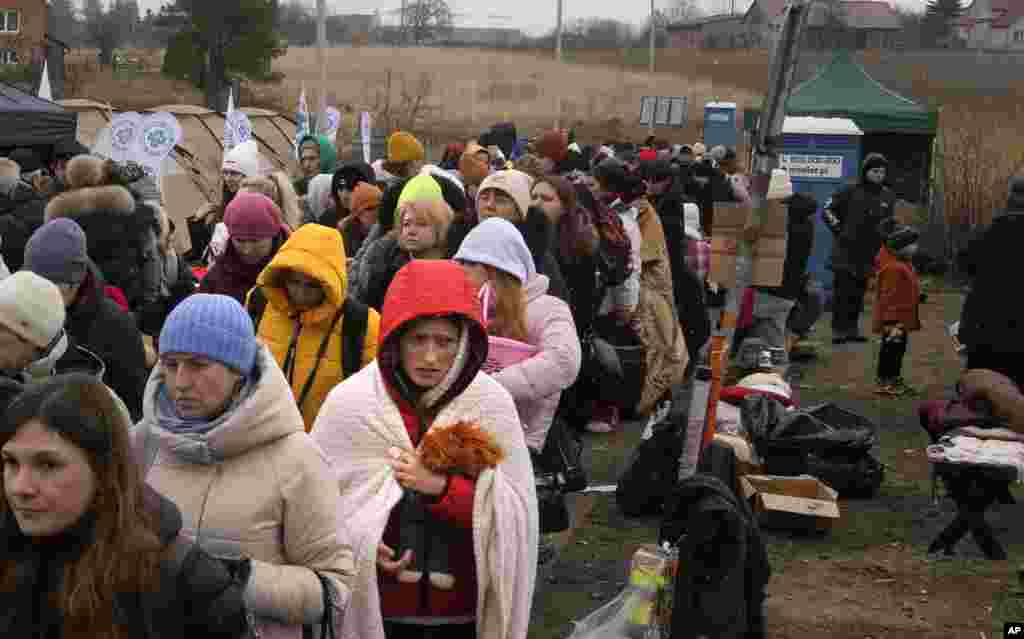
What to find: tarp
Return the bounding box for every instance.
[0,80,77,146]
[58,100,297,252]
[747,50,938,135]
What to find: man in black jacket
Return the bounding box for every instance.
[23,219,149,420]
[0,158,46,272]
[958,174,1024,383]
[824,153,896,344]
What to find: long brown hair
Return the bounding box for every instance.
[0,374,166,639]
[484,266,529,343]
[534,175,592,262]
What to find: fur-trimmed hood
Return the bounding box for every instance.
[45,184,136,222]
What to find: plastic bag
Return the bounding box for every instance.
[568,546,676,639]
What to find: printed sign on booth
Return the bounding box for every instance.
[779,154,844,179]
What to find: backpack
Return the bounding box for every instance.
[616,410,684,517]
[246,286,370,382]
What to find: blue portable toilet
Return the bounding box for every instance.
[703,102,738,150]
[779,116,864,304]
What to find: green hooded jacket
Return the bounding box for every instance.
[293,135,338,196]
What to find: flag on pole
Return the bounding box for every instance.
[223,87,235,159]
[295,86,311,160]
[38,60,52,101]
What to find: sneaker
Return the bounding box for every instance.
[875,380,897,396]
[890,378,919,397]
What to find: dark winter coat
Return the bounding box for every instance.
[0,179,46,272]
[959,208,1024,356]
[198,233,285,304]
[660,474,771,639]
[650,183,710,360]
[515,206,570,303]
[0,486,250,639]
[353,233,410,312]
[44,184,161,309]
[67,264,149,421]
[756,191,818,301]
[825,153,897,279]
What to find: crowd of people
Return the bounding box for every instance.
[2,123,1023,639]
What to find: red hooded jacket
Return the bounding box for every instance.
[375,260,491,621]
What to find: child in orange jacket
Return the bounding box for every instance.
[873,225,922,396]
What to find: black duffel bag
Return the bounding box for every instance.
[582,317,646,418]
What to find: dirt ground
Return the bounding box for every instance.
[531,285,1024,639]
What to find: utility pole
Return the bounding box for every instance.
[555,0,563,62]
[698,0,809,464]
[649,0,656,74]
[316,0,327,127]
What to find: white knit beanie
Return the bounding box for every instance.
[0,271,66,349]
[222,140,262,178]
[453,217,536,284]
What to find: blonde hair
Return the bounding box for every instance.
[484,266,528,343]
[240,172,302,230]
[397,198,454,253]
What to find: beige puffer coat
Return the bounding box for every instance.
[134,346,355,636]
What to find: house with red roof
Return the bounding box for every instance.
[668,0,904,49]
[956,0,1024,49]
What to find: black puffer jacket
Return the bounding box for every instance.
[959,192,1024,357]
[44,183,161,309]
[0,486,249,639]
[825,153,897,278]
[0,179,46,272]
[660,474,771,639]
[66,263,149,420]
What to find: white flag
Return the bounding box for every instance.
[38,60,52,101]
[223,88,235,158]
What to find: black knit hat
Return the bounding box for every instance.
[692,159,716,178]
[378,176,412,233]
[862,153,888,176]
[332,162,375,196]
[638,159,674,182]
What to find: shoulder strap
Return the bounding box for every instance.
[247,286,269,330]
[340,297,370,379]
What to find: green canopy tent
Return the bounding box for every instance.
[745,50,939,201]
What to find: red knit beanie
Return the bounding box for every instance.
[638,148,658,162]
[225,192,286,240]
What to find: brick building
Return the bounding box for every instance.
[0,0,47,65]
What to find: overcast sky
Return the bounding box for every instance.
[130,0,927,36]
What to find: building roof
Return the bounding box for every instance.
[837,1,903,29]
[667,12,747,30]
[746,0,791,20]
[959,0,1024,29]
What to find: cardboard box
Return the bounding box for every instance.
[710,201,788,288]
[739,474,840,533]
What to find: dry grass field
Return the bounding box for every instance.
[63,45,1023,224]
[256,46,761,145]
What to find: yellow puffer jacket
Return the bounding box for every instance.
[251,224,380,430]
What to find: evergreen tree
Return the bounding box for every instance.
[161,0,283,110]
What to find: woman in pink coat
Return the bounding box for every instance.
[454,217,582,451]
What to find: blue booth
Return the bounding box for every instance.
[779,116,864,303]
[703,102,738,150]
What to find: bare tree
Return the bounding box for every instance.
[397,0,454,45]
[669,0,704,23]
[82,0,129,66]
